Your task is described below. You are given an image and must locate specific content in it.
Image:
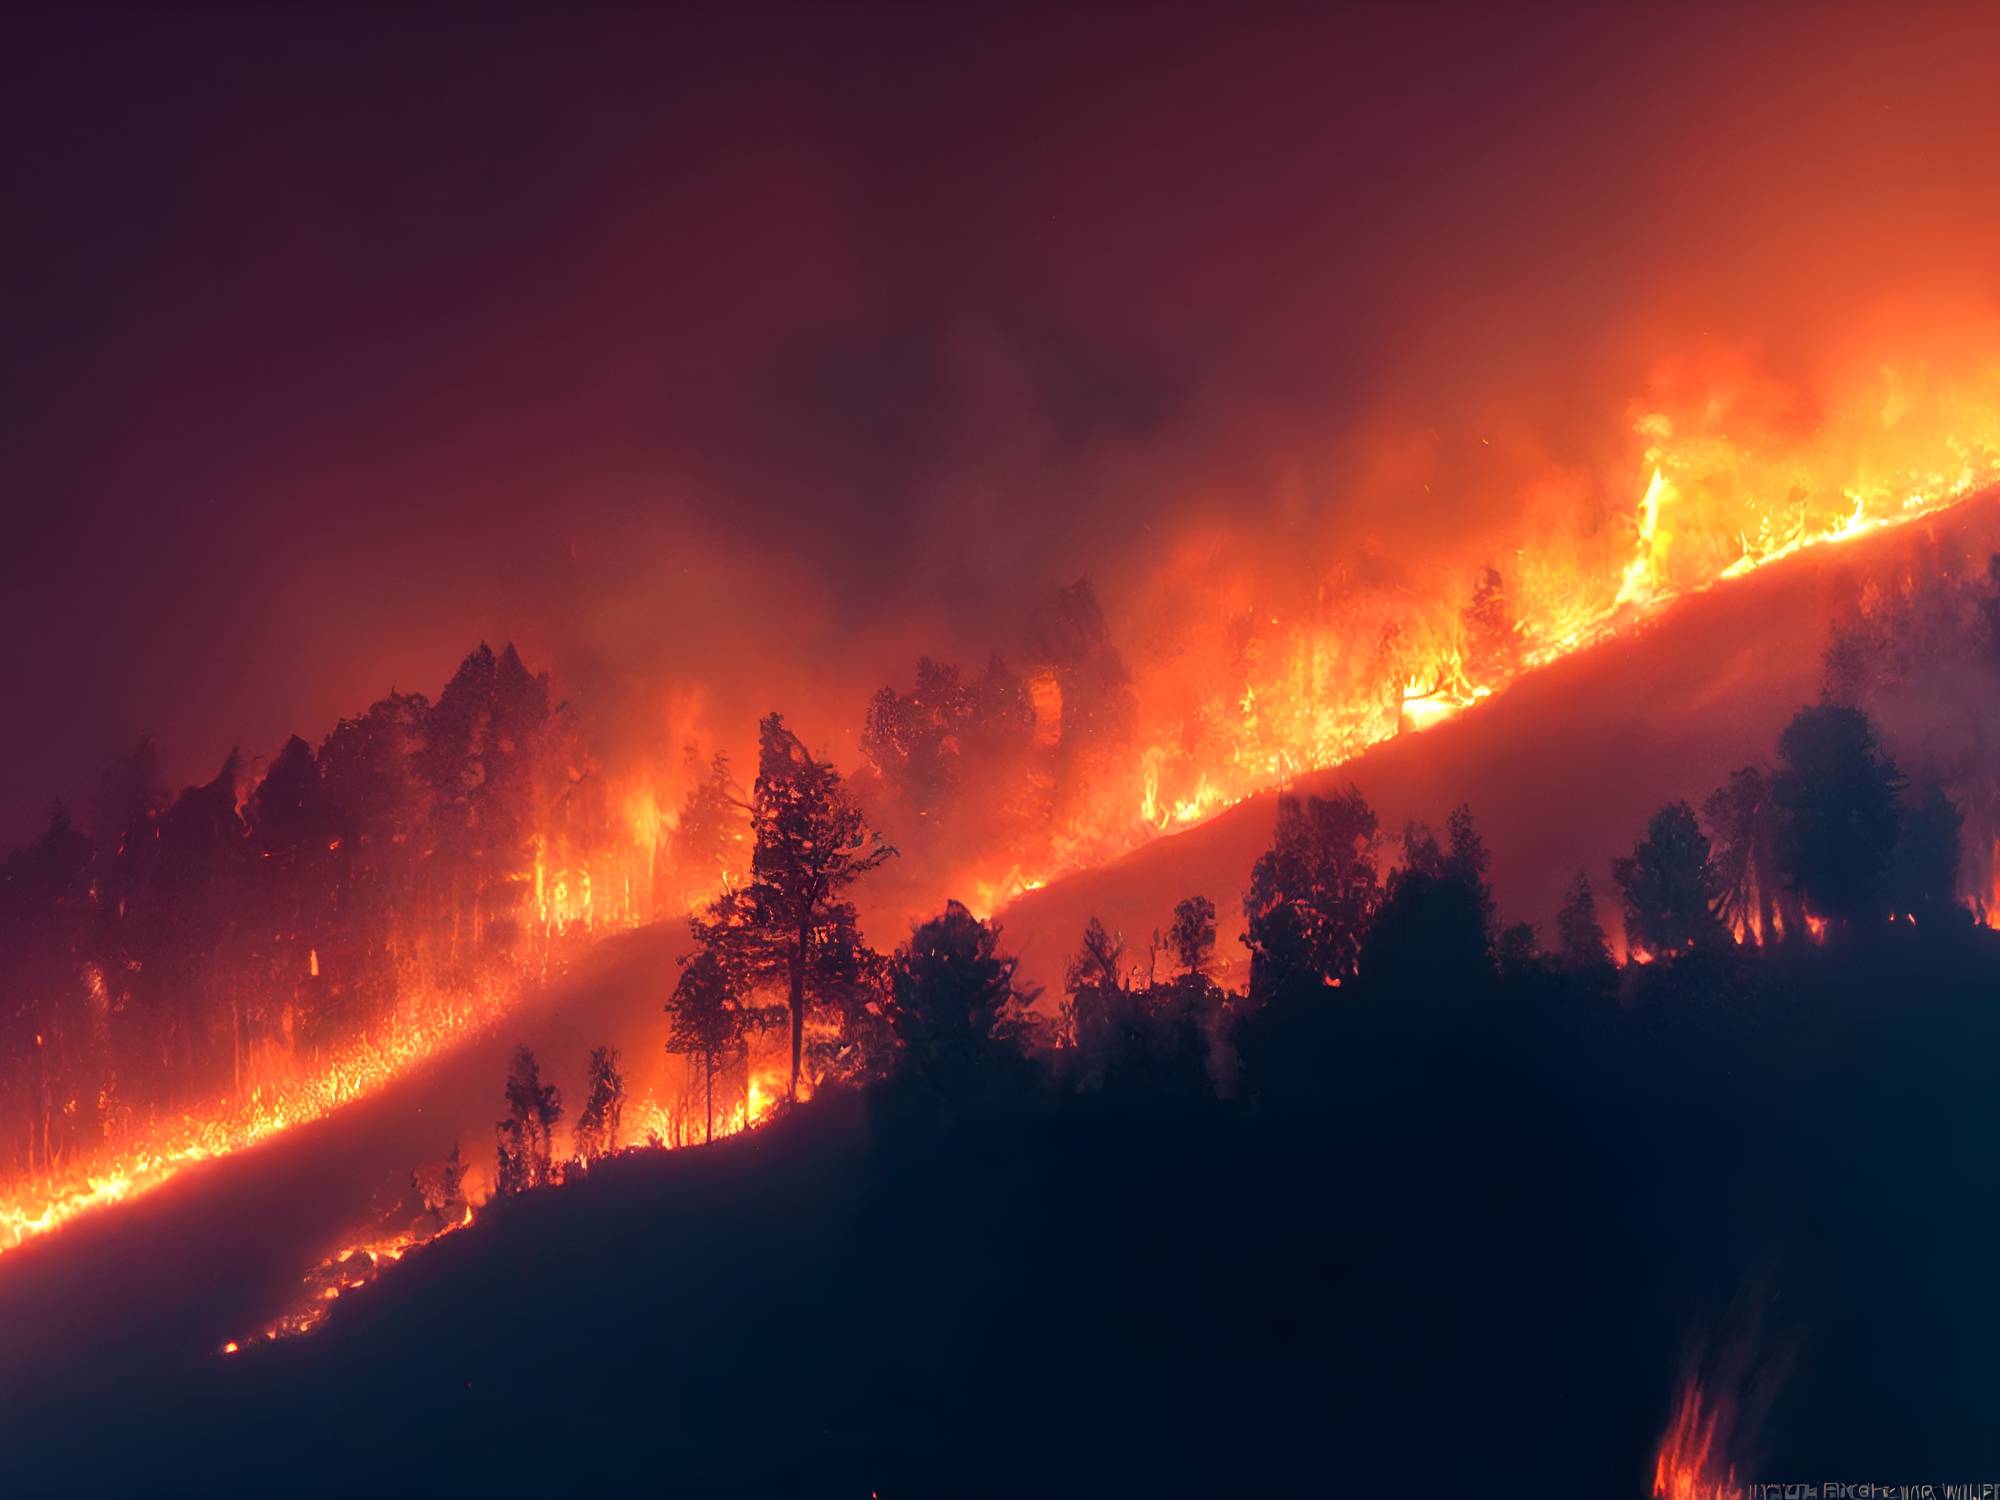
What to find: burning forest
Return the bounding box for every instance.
[8,2,2000,1493]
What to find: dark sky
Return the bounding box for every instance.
[4,1,1998,844]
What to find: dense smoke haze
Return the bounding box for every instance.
[16,6,2000,1493]
[6,1,2000,848]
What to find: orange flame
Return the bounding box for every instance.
[967,348,2000,913]
[1653,1377,1744,1500]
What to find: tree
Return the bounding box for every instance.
[1064,916,1130,1083]
[573,1045,626,1163]
[674,748,747,910]
[1614,802,1723,958]
[708,714,894,1098]
[412,1144,470,1228]
[1,804,96,1173]
[495,1045,562,1194]
[886,901,1039,1100]
[1701,766,1799,944]
[1888,780,1964,926]
[1359,813,1495,996]
[419,643,551,959]
[1243,787,1381,1002]
[1771,705,1904,930]
[862,657,972,820]
[1555,871,1613,975]
[1167,895,1217,977]
[667,948,748,1144]
[1463,564,1518,683]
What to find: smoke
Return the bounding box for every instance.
[5,2,2000,849]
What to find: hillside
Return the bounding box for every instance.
[13,926,2000,1494]
[993,493,2000,997]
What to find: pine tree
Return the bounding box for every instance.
[699,714,894,1098]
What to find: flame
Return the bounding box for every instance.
[225,1199,481,1351]
[958,349,2000,911]
[222,1060,791,1353]
[1652,1378,1744,1500]
[0,973,531,1257]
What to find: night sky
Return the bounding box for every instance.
[4,2,1997,844]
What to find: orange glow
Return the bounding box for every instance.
[0,972,529,1257]
[965,346,2000,914]
[223,1059,791,1353]
[1653,1378,1743,1500]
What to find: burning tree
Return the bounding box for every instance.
[572,1046,626,1164]
[674,748,747,911]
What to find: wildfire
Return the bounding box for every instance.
[968,349,2000,912]
[1653,1377,1744,1500]
[222,1062,790,1353]
[0,975,524,1258]
[227,1201,481,1351]
[626,1063,788,1148]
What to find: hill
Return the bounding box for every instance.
[12,926,2000,1494]
[992,493,2000,997]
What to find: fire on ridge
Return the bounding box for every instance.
[4,339,2000,1270]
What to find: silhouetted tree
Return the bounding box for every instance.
[1360,814,1495,995]
[1167,895,1218,977]
[1888,780,1964,927]
[1243,787,1381,1002]
[1614,802,1724,958]
[668,948,748,1144]
[887,901,1039,1102]
[573,1045,626,1162]
[1555,872,1614,977]
[496,1045,562,1194]
[1495,922,1543,982]
[1064,916,1132,1086]
[1701,766,1799,944]
[1772,705,1904,930]
[704,714,894,1098]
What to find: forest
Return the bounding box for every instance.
[11,547,2000,1492]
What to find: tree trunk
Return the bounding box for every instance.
[788,916,809,1100]
[704,1050,714,1144]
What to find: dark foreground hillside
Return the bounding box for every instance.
[10,930,2000,1496]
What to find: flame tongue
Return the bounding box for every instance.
[1653,1377,1743,1500]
